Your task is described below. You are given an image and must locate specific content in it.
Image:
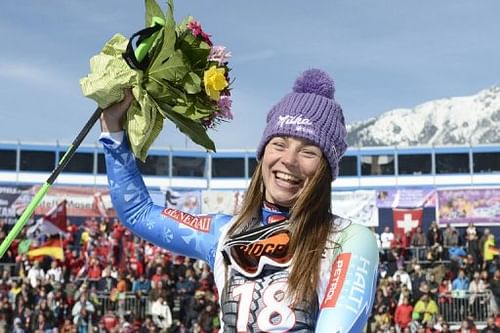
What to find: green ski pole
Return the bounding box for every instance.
[0,107,102,258]
[0,17,162,258]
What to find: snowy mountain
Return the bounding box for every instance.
[346,86,500,147]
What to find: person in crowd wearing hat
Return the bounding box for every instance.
[99,68,379,332]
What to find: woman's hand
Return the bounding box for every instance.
[100,89,134,133]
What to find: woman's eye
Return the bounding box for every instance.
[272,141,286,149]
[302,149,320,157]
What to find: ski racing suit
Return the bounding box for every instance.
[100,133,379,332]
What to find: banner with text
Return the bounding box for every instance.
[32,185,116,218]
[437,187,500,226]
[0,185,35,224]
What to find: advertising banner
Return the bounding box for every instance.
[151,188,203,215]
[202,190,246,215]
[437,187,500,226]
[0,185,34,224]
[32,185,116,218]
[376,188,436,208]
[332,190,378,227]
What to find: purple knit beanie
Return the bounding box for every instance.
[256,69,348,179]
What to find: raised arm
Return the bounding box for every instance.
[315,223,379,332]
[99,91,231,267]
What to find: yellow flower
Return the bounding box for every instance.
[204,65,228,100]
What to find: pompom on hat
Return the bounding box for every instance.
[256,69,348,179]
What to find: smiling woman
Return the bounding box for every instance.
[261,136,323,207]
[99,68,379,332]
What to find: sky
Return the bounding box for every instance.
[1,1,499,151]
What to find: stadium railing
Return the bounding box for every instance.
[94,291,151,319]
[438,290,496,325]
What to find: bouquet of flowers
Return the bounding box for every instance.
[80,0,233,160]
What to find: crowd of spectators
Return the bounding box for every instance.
[0,216,500,333]
[370,222,500,333]
[0,217,221,332]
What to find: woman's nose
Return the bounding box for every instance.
[280,148,298,167]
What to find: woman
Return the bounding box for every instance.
[99,69,379,332]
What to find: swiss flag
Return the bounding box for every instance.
[392,208,423,238]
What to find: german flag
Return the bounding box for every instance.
[27,238,64,261]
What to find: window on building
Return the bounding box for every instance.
[473,152,500,173]
[137,155,170,176]
[361,154,395,176]
[338,156,358,176]
[398,154,432,175]
[435,153,469,174]
[172,156,206,177]
[65,152,94,173]
[212,157,245,178]
[0,149,16,170]
[20,150,55,172]
[97,153,106,174]
[248,157,258,178]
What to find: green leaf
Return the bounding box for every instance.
[143,78,163,97]
[169,97,212,120]
[148,0,176,73]
[153,99,174,118]
[190,104,214,120]
[149,50,189,82]
[180,31,197,47]
[183,47,210,71]
[144,78,177,99]
[194,99,216,115]
[182,72,201,94]
[164,110,216,151]
[171,104,189,115]
[145,0,164,27]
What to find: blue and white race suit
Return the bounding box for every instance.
[101,133,379,332]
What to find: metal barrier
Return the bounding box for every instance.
[396,246,452,265]
[438,291,496,325]
[0,263,17,277]
[93,292,151,319]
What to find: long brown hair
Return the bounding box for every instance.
[227,156,333,304]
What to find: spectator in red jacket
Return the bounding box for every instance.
[394,295,413,331]
[99,310,119,332]
[87,257,102,283]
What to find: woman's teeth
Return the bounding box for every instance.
[275,171,300,184]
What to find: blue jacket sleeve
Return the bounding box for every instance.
[315,224,379,333]
[102,138,231,268]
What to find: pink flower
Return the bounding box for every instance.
[187,20,212,46]
[187,20,203,36]
[208,46,232,65]
[217,95,233,120]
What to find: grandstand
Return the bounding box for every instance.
[0,141,499,331]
